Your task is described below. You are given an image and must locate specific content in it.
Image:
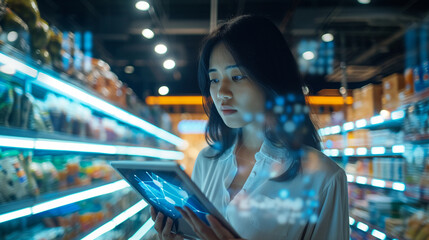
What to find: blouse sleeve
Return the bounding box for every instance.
[311,169,350,240]
[191,148,206,189]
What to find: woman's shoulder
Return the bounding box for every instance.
[197,144,234,162]
[301,146,345,178]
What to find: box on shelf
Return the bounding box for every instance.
[353,84,382,120]
[347,129,370,147]
[346,105,355,122]
[382,73,405,112]
[312,113,331,128]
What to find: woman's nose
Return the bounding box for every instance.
[217,79,233,100]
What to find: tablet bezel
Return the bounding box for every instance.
[110,160,240,239]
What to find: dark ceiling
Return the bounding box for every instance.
[35,0,429,99]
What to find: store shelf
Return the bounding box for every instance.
[0,46,186,149]
[129,218,155,240]
[80,199,148,240]
[319,110,404,137]
[0,180,130,224]
[349,214,401,240]
[346,173,406,191]
[404,133,429,144]
[401,87,429,106]
[0,127,184,160]
[323,145,405,158]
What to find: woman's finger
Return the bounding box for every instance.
[206,214,235,239]
[162,217,174,240]
[150,207,157,221]
[153,212,165,234]
[176,207,207,239]
[184,206,217,239]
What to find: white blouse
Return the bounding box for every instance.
[191,137,350,240]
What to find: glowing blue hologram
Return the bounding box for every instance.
[135,172,209,219]
[243,113,253,122]
[279,189,289,199]
[275,96,285,106]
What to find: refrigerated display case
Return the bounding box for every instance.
[0,43,183,239]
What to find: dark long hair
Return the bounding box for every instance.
[198,15,321,181]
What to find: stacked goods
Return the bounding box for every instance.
[381,73,406,112]
[405,210,429,240]
[0,0,133,109]
[369,129,404,147]
[86,59,128,108]
[403,98,429,136]
[0,150,117,204]
[0,6,30,52]
[347,129,370,147]
[0,150,38,202]
[345,158,404,181]
[352,83,382,120]
[0,82,155,144]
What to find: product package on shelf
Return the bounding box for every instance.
[382,73,405,112]
[353,83,382,120]
[369,129,405,147]
[0,7,31,54]
[404,98,429,139]
[0,150,38,203]
[404,209,429,240]
[403,144,429,201]
[347,129,370,148]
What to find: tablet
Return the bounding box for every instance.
[110,161,240,239]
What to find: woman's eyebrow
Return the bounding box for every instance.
[208,65,239,73]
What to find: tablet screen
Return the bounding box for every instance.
[117,168,210,224]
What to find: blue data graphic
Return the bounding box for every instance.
[132,171,209,222]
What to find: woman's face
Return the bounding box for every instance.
[208,43,265,128]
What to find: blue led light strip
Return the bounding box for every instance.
[0,180,130,224]
[0,135,184,160]
[81,200,148,240]
[349,217,388,240]
[129,218,155,240]
[0,51,186,148]
[346,174,406,191]
[319,110,405,137]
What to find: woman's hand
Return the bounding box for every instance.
[150,206,184,240]
[175,206,245,240]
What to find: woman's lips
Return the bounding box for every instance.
[222,109,238,115]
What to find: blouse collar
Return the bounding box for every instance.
[217,135,289,164]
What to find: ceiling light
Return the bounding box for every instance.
[135,1,150,11]
[7,31,18,42]
[302,51,315,60]
[142,28,154,39]
[124,65,134,74]
[163,59,175,69]
[321,33,334,42]
[357,0,370,4]
[155,44,167,54]
[158,86,169,95]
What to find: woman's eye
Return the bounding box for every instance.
[209,79,219,84]
[232,75,246,81]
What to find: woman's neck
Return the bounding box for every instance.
[238,123,264,153]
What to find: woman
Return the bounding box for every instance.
[150,15,349,240]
